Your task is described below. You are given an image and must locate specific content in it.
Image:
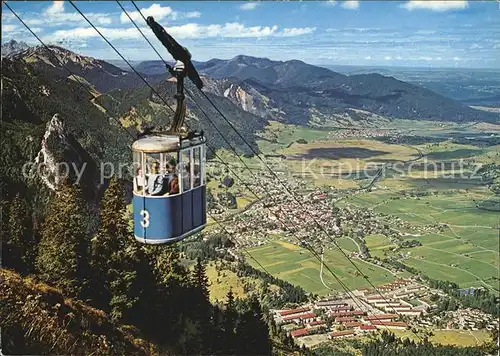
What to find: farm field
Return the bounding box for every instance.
[342,188,499,288]
[390,329,491,347]
[246,240,401,295]
[338,137,499,289]
[364,234,397,259]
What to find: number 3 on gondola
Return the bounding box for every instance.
[140,210,150,228]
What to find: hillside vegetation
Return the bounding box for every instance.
[0,269,158,355]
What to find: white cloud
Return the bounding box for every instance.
[21,0,114,27]
[120,3,172,23]
[402,1,468,12]
[2,24,19,33]
[45,22,316,42]
[240,2,259,11]
[119,3,200,24]
[341,1,359,10]
[323,1,337,7]
[279,27,317,37]
[174,23,279,39]
[384,56,392,60]
[469,44,482,49]
[364,55,372,60]
[45,1,64,15]
[419,56,433,60]
[184,11,202,19]
[25,19,46,26]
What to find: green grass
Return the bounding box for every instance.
[205,262,252,303]
[365,234,397,259]
[337,237,359,252]
[247,240,399,295]
[256,120,331,153]
[391,329,491,347]
[430,330,491,347]
[342,176,498,288]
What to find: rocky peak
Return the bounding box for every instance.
[34,114,101,202]
[34,114,67,191]
[1,39,30,58]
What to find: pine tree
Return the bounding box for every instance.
[135,245,194,350]
[189,258,212,351]
[222,288,237,354]
[4,194,35,274]
[235,296,272,355]
[192,258,210,301]
[90,177,139,321]
[209,304,225,354]
[235,308,255,354]
[36,183,90,297]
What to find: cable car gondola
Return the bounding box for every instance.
[132,17,206,244]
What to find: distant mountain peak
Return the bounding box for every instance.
[18,45,105,69]
[1,39,30,58]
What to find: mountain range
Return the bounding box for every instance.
[1,43,498,209]
[134,55,497,124]
[1,45,266,212]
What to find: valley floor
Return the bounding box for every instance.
[207,118,499,296]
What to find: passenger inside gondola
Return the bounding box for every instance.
[134,166,146,193]
[169,174,179,194]
[165,159,179,194]
[147,161,169,196]
[193,164,201,187]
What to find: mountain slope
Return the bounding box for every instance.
[99,78,266,156]
[137,55,497,124]
[0,56,134,223]
[12,45,166,92]
[0,268,159,355]
[1,50,265,211]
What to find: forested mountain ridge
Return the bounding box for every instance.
[99,78,265,157]
[0,49,263,218]
[1,178,275,355]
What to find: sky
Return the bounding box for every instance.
[2,0,499,68]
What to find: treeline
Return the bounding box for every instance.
[230,262,308,308]
[1,178,272,355]
[399,239,422,248]
[309,330,495,356]
[179,233,235,260]
[427,279,499,316]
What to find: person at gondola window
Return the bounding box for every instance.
[165,160,179,194]
[134,167,145,193]
[147,161,168,196]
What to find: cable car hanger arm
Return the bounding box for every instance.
[146,16,204,90]
[144,16,205,135]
